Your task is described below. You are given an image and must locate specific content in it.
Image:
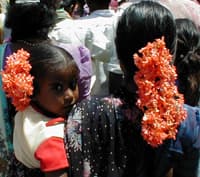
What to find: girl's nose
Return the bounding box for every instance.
[64,88,75,105]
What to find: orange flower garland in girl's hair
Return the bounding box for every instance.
[134,37,187,147]
[1,49,34,111]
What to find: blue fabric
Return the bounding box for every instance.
[167,105,200,177]
[0,43,13,176]
[169,104,200,154]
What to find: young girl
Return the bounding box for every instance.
[0,1,58,176]
[2,43,80,177]
[1,0,92,176]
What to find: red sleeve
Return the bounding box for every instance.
[35,137,69,172]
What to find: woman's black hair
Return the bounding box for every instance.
[175,18,200,66]
[5,0,57,42]
[86,0,110,10]
[175,18,200,106]
[62,0,76,12]
[115,1,176,79]
[63,0,85,16]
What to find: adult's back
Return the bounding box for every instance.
[64,2,200,177]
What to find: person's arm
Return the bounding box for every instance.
[45,169,68,177]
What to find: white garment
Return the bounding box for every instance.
[49,9,124,96]
[13,106,64,168]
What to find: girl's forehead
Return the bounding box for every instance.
[45,64,79,79]
[50,61,78,72]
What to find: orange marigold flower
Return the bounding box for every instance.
[134,37,187,147]
[1,49,34,111]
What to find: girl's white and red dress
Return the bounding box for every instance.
[13,105,68,172]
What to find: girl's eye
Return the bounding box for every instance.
[69,78,77,90]
[53,83,64,93]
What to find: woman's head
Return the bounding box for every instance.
[62,0,77,14]
[29,44,80,117]
[62,0,85,17]
[175,18,200,106]
[175,18,200,66]
[115,1,176,79]
[5,0,57,42]
[86,0,110,12]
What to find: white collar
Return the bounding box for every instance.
[90,9,115,17]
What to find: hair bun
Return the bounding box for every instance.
[180,48,200,73]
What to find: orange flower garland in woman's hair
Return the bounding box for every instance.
[134,37,187,147]
[1,49,34,111]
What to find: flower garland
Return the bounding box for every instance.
[1,49,34,111]
[134,37,187,147]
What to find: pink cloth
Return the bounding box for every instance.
[54,42,92,101]
[127,0,200,29]
[158,0,200,29]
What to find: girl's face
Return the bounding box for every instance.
[34,64,79,117]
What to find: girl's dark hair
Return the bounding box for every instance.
[175,18,200,106]
[5,0,57,42]
[115,1,176,78]
[27,43,78,96]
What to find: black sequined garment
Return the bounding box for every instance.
[65,86,157,177]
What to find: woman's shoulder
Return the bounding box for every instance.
[71,96,142,126]
[184,104,200,115]
[169,104,200,153]
[181,104,200,139]
[73,96,123,113]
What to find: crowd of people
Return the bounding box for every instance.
[0,0,200,177]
